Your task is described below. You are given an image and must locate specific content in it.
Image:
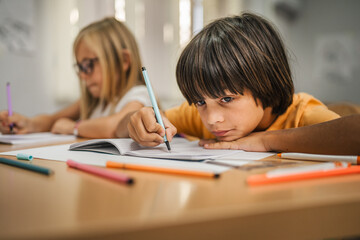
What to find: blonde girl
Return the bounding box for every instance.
[0,17,151,138]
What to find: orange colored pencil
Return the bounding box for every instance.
[247,165,360,186]
[106,161,220,179]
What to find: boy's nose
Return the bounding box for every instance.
[206,109,224,125]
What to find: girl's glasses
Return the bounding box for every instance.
[74,58,99,75]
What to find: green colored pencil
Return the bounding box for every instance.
[0,157,53,175]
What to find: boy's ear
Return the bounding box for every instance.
[122,49,131,72]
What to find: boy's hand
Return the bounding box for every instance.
[199,131,271,152]
[51,118,76,135]
[127,107,177,147]
[0,111,32,134]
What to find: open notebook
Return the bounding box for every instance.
[0,132,76,145]
[69,138,240,161]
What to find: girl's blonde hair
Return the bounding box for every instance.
[73,17,144,119]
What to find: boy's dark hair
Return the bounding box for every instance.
[176,12,294,115]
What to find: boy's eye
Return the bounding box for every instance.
[196,100,206,106]
[221,97,233,103]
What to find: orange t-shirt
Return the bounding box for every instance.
[165,93,340,139]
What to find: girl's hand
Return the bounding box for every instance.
[0,111,32,134]
[51,118,76,135]
[127,107,177,147]
[199,131,271,152]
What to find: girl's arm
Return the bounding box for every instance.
[32,101,80,132]
[52,101,145,139]
[0,101,80,134]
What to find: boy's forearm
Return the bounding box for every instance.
[265,115,360,155]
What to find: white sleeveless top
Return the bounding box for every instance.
[89,85,152,119]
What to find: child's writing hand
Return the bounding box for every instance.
[0,111,32,134]
[128,107,177,147]
[200,131,271,152]
[51,118,76,135]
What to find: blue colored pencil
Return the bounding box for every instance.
[141,67,171,151]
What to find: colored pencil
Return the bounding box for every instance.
[67,159,134,185]
[106,161,220,178]
[278,153,360,165]
[0,157,53,175]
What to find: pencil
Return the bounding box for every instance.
[247,163,360,186]
[6,82,14,132]
[0,157,53,175]
[67,159,134,185]
[278,153,360,165]
[106,161,220,178]
[141,67,171,152]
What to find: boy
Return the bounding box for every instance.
[126,13,339,147]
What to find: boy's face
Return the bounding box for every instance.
[195,90,274,141]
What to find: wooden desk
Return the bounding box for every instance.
[1,142,360,240]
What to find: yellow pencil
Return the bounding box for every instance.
[106,161,220,178]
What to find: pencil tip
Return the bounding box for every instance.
[165,141,171,152]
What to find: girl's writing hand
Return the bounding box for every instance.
[0,111,32,134]
[51,118,76,135]
[200,131,271,152]
[127,107,177,147]
[0,111,10,133]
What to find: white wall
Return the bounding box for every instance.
[241,0,360,104]
[0,0,184,117]
[283,0,360,104]
[0,0,116,117]
[124,0,185,109]
[1,0,359,119]
[0,0,61,117]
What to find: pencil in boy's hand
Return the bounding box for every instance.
[165,141,171,152]
[141,67,171,152]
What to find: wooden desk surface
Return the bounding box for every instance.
[1,142,360,240]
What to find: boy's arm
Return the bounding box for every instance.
[202,115,360,155]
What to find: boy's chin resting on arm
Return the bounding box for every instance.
[199,131,271,152]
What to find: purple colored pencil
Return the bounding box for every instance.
[6,82,14,132]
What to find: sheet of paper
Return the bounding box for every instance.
[0,144,230,174]
[207,151,275,167]
[127,140,242,160]
[0,140,275,172]
[70,138,243,161]
[0,132,75,145]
